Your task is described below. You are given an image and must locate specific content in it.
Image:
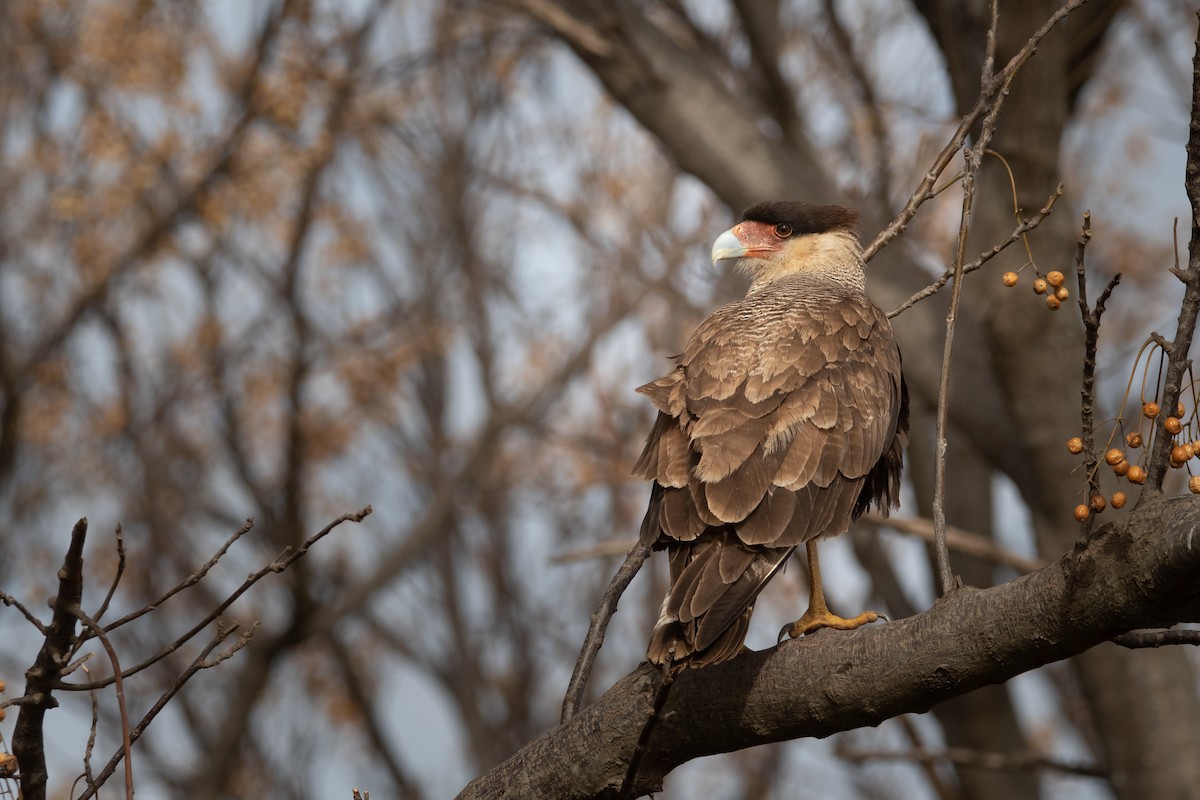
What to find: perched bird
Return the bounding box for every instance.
[636,200,909,670]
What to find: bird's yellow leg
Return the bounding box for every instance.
[778,540,880,642]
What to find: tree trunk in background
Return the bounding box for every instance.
[906,405,1039,800]
[926,1,1200,797]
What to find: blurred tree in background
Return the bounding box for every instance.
[0,1,1197,798]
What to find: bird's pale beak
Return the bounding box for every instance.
[711,227,749,265]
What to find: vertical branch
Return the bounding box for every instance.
[1073,213,1121,537]
[932,0,1001,597]
[1144,14,1200,496]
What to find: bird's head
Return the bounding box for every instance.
[711,201,864,292]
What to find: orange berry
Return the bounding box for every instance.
[1067,437,1084,454]
[1113,460,1130,476]
[1187,443,1197,459]
[1128,465,1146,484]
[1171,446,1189,467]
[1002,271,1019,287]
[1104,448,1125,465]
[1046,270,1065,287]
[1178,402,1187,418]
[1143,402,1160,419]
[1073,504,1090,522]
[1046,296,1061,311]
[1126,432,1143,448]
[1165,416,1183,434]
[1191,476,1200,494]
[1089,494,1107,512]
[1055,286,1070,301]
[1111,491,1127,509]
[1033,278,1048,295]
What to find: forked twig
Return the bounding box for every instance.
[62,508,371,692]
[887,185,1063,319]
[1072,213,1121,537]
[73,623,255,800]
[863,0,1091,263]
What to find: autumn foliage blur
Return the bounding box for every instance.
[1,1,1199,799]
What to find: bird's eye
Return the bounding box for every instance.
[774,223,793,238]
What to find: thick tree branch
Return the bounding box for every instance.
[458,496,1200,798]
[11,518,87,800]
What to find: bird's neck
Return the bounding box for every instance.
[746,230,866,295]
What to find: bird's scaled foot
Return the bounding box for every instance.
[777,608,882,644]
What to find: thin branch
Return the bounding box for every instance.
[838,745,1108,779]
[887,184,1063,318]
[1073,213,1122,537]
[61,508,371,692]
[859,514,1047,574]
[92,524,126,625]
[933,0,1018,597]
[894,716,956,800]
[561,537,654,723]
[555,513,1049,575]
[1143,16,1200,497]
[0,592,48,635]
[863,0,1090,263]
[70,611,133,800]
[73,623,254,800]
[87,518,255,641]
[81,666,99,798]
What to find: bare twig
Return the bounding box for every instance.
[887,184,1063,318]
[86,518,255,642]
[1072,213,1122,537]
[0,591,48,635]
[1143,18,1200,498]
[81,666,99,798]
[71,611,133,800]
[931,2,994,596]
[561,539,654,723]
[73,623,254,800]
[62,508,371,692]
[92,524,126,625]
[863,0,1090,263]
[554,512,1048,574]
[838,744,1108,779]
[894,716,956,800]
[1112,628,1200,649]
[859,515,1047,574]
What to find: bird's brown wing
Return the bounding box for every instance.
[638,291,904,667]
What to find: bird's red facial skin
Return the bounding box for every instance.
[731,221,787,257]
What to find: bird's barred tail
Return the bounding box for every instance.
[647,533,794,669]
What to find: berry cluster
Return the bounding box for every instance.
[1002,269,1069,311]
[1067,398,1200,523]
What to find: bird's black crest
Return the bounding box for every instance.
[741,201,859,235]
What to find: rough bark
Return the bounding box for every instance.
[458,495,1200,798]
